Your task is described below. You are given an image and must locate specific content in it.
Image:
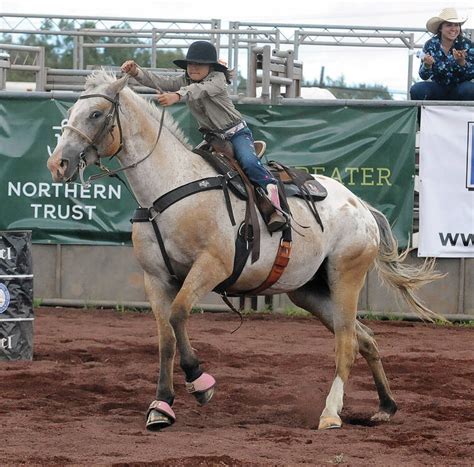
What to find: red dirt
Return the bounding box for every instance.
[0,307,473,466]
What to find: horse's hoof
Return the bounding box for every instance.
[185,372,216,406]
[145,400,176,432]
[193,386,215,406]
[318,415,342,430]
[146,409,175,431]
[371,411,391,422]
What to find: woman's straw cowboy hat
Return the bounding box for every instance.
[173,41,227,72]
[426,8,467,34]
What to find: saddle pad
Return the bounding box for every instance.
[193,148,328,202]
[284,179,328,201]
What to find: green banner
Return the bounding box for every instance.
[0,95,416,247]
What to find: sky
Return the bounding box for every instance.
[2,1,473,98]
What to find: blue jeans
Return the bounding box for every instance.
[230,126,275,188]
[410,80,474,100]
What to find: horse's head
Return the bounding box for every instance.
[47,73,130,182]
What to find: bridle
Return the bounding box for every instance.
[63,91,165,187]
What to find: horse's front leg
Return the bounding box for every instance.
[169,250,231,405]
[146,250,231,431]
[143,272,180,431]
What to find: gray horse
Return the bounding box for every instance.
[47,71,444,431]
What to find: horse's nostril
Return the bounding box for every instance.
[59,159,67,169]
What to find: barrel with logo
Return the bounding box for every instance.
[0,231,34,360]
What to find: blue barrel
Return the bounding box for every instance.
[0,231,34,360]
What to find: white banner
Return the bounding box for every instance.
[418,106,474,257]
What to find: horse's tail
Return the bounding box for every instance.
[367,204,447,322]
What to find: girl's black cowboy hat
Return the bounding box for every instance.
[173,41,228,72]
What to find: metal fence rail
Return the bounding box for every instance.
[2,13,472,98]
[0,13,220,35]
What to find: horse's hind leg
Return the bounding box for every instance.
[288,254,397,429]
[289,283,358,428]
[288,248,378,430]
[356,321,397,421]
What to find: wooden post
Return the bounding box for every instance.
[286,50,295,97]
[247,45,257,97]
[261,45,271,101]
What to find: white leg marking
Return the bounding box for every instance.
[321,375,344,418]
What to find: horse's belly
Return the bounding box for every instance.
[230,218,327,293]
[267,250,326,293]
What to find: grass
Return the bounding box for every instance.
[113,304,150,314]
[279,306,311,317]
[361,311,403,322]
[276,307,474,327]
[241,307,273,315]
[450,319,474,328]
[31,300,474,327]
[362,312,474,327]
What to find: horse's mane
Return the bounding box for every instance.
[85,70,191,149]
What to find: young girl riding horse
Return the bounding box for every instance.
[121,41,286,232]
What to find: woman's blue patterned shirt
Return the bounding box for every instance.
[419,35,474,86]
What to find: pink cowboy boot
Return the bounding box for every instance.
[266,183,287,232]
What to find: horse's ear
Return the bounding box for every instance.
[109,74,130,96]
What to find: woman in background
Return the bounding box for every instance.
[410,8,474,100]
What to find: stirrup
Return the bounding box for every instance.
[263,183,289,232]
[267,211,288,232]
[254,141,266,159]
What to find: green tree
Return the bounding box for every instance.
[78,22,185,69]
[236,71,247,92]
[2,19,187,81]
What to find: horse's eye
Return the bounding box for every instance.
[89,110,102,119]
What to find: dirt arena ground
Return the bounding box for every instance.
[0,306,473,466]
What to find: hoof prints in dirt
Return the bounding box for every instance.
[110,455,260,466]
[1,307,472,466]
